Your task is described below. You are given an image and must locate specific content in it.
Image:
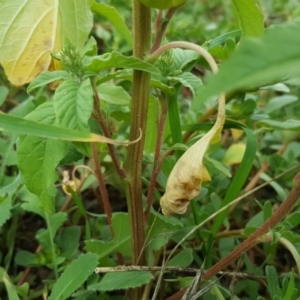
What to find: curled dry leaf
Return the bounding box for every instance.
[62,170,81,195]
[160,100,225,215]
[160,44,225,215]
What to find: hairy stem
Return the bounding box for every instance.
[124,0,151,266]
[91,79,126,179]
[91,143,113,229]
[150,8,178,53]
[144,96,168,220]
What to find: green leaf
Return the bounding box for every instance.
[68,188,91,240]
[210,127,257,236]
[172,48,199,71]
[0,86,9,106]
[0,267,20,300]
[207,30,241,50]
[0,113,113,142]
[168,72,203,97]
[232,0,264,37]
[266,266,282,299]
[97,83,131,105]
[167,248,193,267]
[21,191,46,218]
[17,102,67,212]
[91,3,132,47]
[264,95,298,115]
[257,119,300,131]
[90,271,153,291]
[0,175,23,227]
[15,250,41,266]
[56,226,81,258]
[27,71,71,93]
[54,79,93,131]
[85,213,132,261]
[36,212,68,249]
[205,156,232,178]
[97,69,174,95]
[0,194,10,228]
[48,253,99,300]
[144,96,158,154]
[84,51,160,75]
[147,212,182,251]
[282,271,295,300]
[200,21,300,101]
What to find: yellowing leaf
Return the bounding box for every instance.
[159,43,226,216]
[231,128,244,141]
[223,143,246,166]
[0,0,92,86]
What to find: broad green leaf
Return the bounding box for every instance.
[90,271,153,291]
[167,248,193,267]
[144,96,158,154]
[168,72,203,97]
[147,212,182,251]
[264,95,298,115]
[172,48,199,71]
[200,21,300,101]
[54,79,93,131]
[151,79,175,95]
[98,83,131,105]
[0,113,134,143]
[91,3,132,47]
[257,119,300,131]
[0,0,92,86]
[17,103,67,212]
[79,36,98,58]
[0,175,23,227]
[21,190,46,218]
[48,253,99,300]
[84,51,160,75]
[283,211,300,229]
[232,0,264,37]
[85,213,131,261]
[15,250,42,266]
[27,71,71,93]
[56,226,81,258]
[36,212,68,249]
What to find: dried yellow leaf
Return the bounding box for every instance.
[158,43,226,215]
[0,0,92,86]
[160,100,225,215]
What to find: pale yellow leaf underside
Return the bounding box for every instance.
[0,0,92,86]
